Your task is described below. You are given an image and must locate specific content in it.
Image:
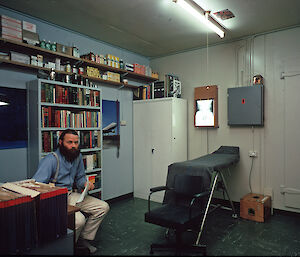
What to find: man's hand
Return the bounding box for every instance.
[84,181,95,191]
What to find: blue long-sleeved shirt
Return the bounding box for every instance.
[33,149,86,191]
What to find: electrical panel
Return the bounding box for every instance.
[227,85,264,126]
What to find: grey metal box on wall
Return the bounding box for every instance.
[227,85,264,126]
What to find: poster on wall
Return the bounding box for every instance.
[0,86,27,150]
[102,99,120,149]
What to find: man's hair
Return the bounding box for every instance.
[59,129,79,142]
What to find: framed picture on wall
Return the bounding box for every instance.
[194,85,218,128]
[102,99,120,149]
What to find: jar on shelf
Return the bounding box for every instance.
[78,67,84,75]
[66,62,71,73]
[72,65,78,74]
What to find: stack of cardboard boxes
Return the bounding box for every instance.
[0,15,22,42]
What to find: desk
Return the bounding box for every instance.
[67,205,80,251]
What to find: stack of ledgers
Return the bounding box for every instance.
[0,179,68,253]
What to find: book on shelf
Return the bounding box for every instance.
[87,173,101,189]
[82,152,101,171]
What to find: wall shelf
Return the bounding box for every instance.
[0,37,158,88]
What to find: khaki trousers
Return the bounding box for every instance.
[68,192,110,241]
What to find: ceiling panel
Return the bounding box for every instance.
[1,0,300,58]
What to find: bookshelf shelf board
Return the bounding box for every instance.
[80,147,102,153]
[41,148,102,156]
[41,127,102,131]
[89,188,101,194]
[86,168,102,174]
[39,79,101,90]
[0,58,71,75]
[41,102,101,110]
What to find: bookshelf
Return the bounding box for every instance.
[27,79,103,197]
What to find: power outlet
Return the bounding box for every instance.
[120,120,127,126]
[249,150,258,157]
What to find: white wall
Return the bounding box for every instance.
[150,26,300,212]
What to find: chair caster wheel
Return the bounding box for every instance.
[165,229,170,239]
[150,246,154,255]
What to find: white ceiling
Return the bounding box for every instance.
[1,0,300,58]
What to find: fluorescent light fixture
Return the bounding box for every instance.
[175,0,225,38]
[0,94,9,106]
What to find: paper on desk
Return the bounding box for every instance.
[76,181,89,204]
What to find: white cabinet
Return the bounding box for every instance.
[133,98,187,202]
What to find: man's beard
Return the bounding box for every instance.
[59,143,80,162]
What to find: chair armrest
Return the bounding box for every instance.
[150,186,169,193]
[189,191,210,219]
[148,186,173,212]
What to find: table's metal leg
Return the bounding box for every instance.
[219,170,237,218]
[195,172,219,245]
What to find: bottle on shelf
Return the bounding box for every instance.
[45,41,51,50]
[49,68,56,80]
[120,59,124,70]
[40,39,46,49]
[51,42,57,52]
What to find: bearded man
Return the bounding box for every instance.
[33,129,109,254]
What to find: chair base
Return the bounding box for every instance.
[150,242,206,256]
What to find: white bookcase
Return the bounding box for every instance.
[27,79,103,197]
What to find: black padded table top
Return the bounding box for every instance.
[163,146,240,204]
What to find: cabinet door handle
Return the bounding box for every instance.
[151,148,155,154]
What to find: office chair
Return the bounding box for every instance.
[144,174,209,255]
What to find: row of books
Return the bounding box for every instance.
[133,75,182,100]
[41,83,101,107]
[133,84,152,100]
[41,106,101,128]
[42,130,101,153]
[87,173,101,189]
[83,151,101,171]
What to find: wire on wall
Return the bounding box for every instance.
[248,125,255,193]
[206,12,209,154]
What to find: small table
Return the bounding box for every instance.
[67,205,81,252]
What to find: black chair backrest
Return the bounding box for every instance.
[174,174,204,197]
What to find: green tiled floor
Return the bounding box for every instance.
[89,197,300,256]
